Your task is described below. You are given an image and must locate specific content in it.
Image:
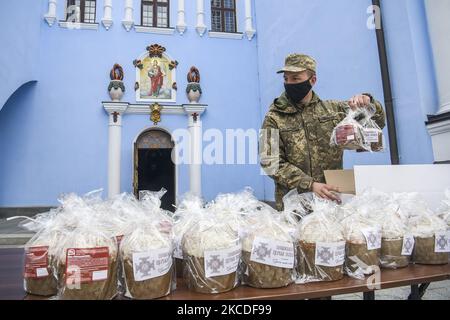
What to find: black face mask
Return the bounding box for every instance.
[284,77,313,104]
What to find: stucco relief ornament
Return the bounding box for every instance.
[186,67,202,104]
[150,103,162,125]
[147,44,166,58]
[108,64,125,102]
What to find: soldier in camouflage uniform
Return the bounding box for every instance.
[260,54,386,211]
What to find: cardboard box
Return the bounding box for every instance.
[325,164,450,210]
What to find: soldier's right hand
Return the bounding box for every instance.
[312,182,342,204]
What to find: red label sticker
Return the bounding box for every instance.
[24,246,50,279]
[65,247,109,285]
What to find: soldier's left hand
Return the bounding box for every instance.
[348,94,371,110]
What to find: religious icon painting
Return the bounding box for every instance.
[134,44,177,103]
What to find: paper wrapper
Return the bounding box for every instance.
[297,241,344,282]
[123,258,173,299]
[57,258,118,300]
[241,251,293,288]
[345,242,380,275]
[380,238,410,269]
[413,236,449,265]
[184,255,237,294]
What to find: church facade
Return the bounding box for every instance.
[0,0,448,208]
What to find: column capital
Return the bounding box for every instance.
[183,104,207,116]
[103,102,129,115]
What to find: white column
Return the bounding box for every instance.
[176,0,187,35]
[425,0,450,114]
[244,0,256,40]
[44,0,58,26]
[104,103,128,198]
[102,0,113,30]
[122,0,134,32]
[196,0,207,36]
[184,105,206,196]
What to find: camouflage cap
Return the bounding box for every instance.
[277,54,317,74]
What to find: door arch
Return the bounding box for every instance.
[134,128,176,212]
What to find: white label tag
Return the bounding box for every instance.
[173,236,183,260]
[36,268,49,278]
[250,237,294,269]
[364,129,380,143]
[347,134,355,141]
[132,248,173,282]
[314,241,346,267]
[361,227,382,250]
[434,231,450,253]
[204,244,241,278]
[401,235,415,256]
[92,270,108,281]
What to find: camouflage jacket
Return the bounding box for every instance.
[260,91,386,211]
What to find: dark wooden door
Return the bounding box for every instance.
[137,148,175,212]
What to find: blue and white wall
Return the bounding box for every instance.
[0,0,439,206]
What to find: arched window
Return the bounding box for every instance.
[66,0,97,24]
[141,0,170,28]
[211,0,237,33]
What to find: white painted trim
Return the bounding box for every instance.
[44,0,58,26]
[244,0,256,40]
[208,31,244,40]
[183,104,207,115]
[131,127,179,206]
[135,26,176,35]
[103,102,129,114]
[437,102,450,114]
[196,0,207,36]
[135,51,177,104]
[101,0,113,30]
[127,104,185,115]
[176,0,187,35]
[122,0,134,31]
[59,21,99,30]
[426,119,450,136]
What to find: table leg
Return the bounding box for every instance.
[363,291,375,300]
[408,283,430,300]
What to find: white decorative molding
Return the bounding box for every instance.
[196,0,207,36]
[103,102,129,115]
[424,0,450,114]
[128,104,185,115]
[426,119,450,162]
[101,0,113,30]
[44,0,58,26]
[244,0,256,40]
[122,0,134,31]
[59,21,99,30]
[103,102,204,115]
[176,0,187,35]
[183,104,207,116]
[427,118,450,136]
[208,32,244,40]
[135,26,176,35]
[102,101,208,198]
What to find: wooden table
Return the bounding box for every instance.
[1,248,449,300]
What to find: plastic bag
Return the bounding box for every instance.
[240,211,296,288]
[172,193,206,278]
[23,225,62,296]
[120,220,175,299]
[341,212,381,279]
[408,211,449,265]
[357,117,385,153]
[330,107,369,151]
[437,189,450,228]
[53,212,119,300]
[182,213,241,294]
[296,198,346,283]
